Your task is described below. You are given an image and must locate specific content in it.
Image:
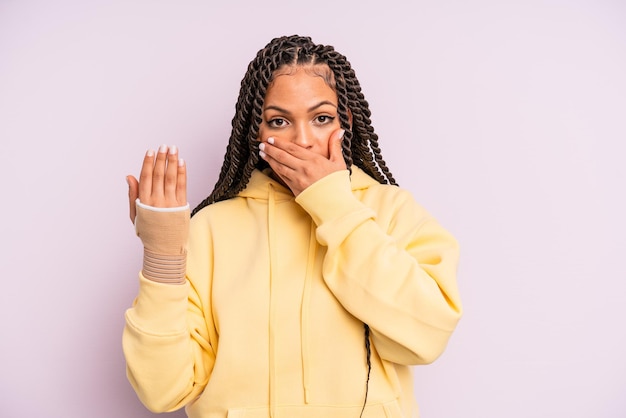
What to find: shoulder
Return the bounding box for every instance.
[350,171,441,237]
[190,197,245,226]
[351,168,430,219]
[361,183,433,225]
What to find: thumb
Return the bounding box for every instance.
[329,129,346,162]
[127,175,139,224]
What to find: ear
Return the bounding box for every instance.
[347,108,353,131]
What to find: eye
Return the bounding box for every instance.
[268,118,288,128]
[315,115,335,125]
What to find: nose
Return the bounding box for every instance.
[292,123,313,149]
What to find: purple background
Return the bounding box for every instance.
[1,0,625,417]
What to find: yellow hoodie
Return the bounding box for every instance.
[123,167,462,418]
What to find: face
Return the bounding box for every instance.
[259,65,341,158]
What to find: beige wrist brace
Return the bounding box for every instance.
[135,204,190,284]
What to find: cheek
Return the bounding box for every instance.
[315,135,332,158]
[257,123,267,140]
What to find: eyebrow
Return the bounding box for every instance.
[264,100,337,114]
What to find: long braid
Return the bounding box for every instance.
[359,324,372,418]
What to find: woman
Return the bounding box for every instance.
[123,35,462,418]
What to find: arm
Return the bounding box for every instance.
[122,209,216,412]
[122,146,215,412]
[296,170,462,365]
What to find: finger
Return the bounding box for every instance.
[152,144,168,198]
[265,154,293,181]
[164,145,179,199]
[259,138,299,170]
[127,175,139,224]
[259,143,294,182]
[328,129,346,162]
[176,158,187,205]
[266,136,311,160]
[260,145,293,177]
[138,149,156,203]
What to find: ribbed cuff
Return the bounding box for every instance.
[142,249,186,285]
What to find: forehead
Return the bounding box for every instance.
[271,63,336,87]
[264,66,337,107]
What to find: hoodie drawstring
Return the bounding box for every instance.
[300,221,317,403]
[267,184,277,418]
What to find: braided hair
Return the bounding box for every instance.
[191,34,397,216]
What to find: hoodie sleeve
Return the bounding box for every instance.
[295,170,462,365]
[122,213,217,413]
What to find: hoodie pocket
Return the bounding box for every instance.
[226,399,405,418]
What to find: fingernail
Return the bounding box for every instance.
[159,144,167,153]
[259,150,267,159]
[339,129,346,139]
[169,145,178,155]
[178,158,184,167]
[146,149,155,157]
[259,142,266,151]
[267,137,275,144]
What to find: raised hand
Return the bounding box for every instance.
[127,145,187,223]
[258,129,346,196]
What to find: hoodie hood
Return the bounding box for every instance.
[237,166,380,201]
